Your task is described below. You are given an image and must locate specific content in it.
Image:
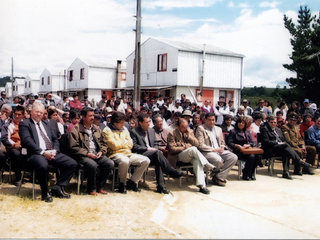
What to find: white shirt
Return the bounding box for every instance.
[207,127,219,149]
[32,118,49,151]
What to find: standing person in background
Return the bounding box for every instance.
[215,99,230,126]
[201,99,215,114]
[288,101,301,115]
[228,100,236,116]
[0,91,9,108]
[274,102,288,121]
[300,99,315,117]
[69,94,83,111]
[157,95,164,107]
[264,100,273,113]
[254,99,271,116]
[97,95,107,109]
[242,99,253,116]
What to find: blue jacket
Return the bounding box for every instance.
[306,124,320,145]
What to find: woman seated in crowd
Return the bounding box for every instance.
[189,113,201,133]
[67,110,81,132]
[226,116,260,181]
[219,114,234,133]
[48,109,64,139]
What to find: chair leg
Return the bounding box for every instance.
[238,161,241,180]
[16,170,25,195]
[270,158,274,176]
[9,159,12,183]
[77,169,81,195]
[32,170,35,201]
[112,169,116,192]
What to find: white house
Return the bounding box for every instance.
[126,38,245,107]
[4,82,12,98]
[24,73,40,96]
[39,68,66,97]
[12,78,25,97]
[66,58,126,104]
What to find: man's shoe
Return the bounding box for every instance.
[302,167,315,175]
[282,172,293,180]
[156,186,170,194]
[88,191,98,196]
[293,171,303,176]
[299,160,312,168]
[169,169,187,179]
[199,187,210,194]
[250,176,256,181]
[41,192,53,203]
[97,189,108,195]
[242,175,250,181]
[51,187,71,199]
[212,167,221,174]
[127,180,141,192]
[212,176,226,186]
[118,183,127,194]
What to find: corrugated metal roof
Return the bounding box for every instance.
[155,38,244,57]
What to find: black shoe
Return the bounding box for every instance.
[199,187,210,194]
[293,171,303,176]
[51,187,71,199]
[302,167,315,175]
[41,192,53,203]
[250,176,256,181]
[299,160,312,168]
[242,175,250,181]
[169,169,187,179]
[282,172,293,180]
[118,183,127,194]
[126,180,141,192]
[156,186,170,194]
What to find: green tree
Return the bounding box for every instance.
[283,6,320,103]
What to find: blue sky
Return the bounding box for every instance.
[0,0,319,88]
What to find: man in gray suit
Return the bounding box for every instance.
[130,113,186,194]
[196,112,238,186]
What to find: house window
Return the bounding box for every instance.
[47,76,50,85]
[227,91,234,103]
[25,82,27,88]
[80,68,85,80]
[41,77,44,85]
[16,86,18,91]
[13,86,15,91]
[157,53,167,72]
[29,81,31,88]
[68,70,74,81]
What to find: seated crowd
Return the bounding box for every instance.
[0,91,317,203]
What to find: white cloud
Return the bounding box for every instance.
[259,1,281,8]
[0,0,136,77]
[228,2,252,9]
[144,0,221,10]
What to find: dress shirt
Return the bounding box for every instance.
[84,124,98,154]
[32,117,49,152]
[207,127,219,149]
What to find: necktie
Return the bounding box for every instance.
[273,129,282,143]
[37,122,53,150]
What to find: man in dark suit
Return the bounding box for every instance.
[130,113,186,194]
[260,115,312,179]
[19,102,78,202]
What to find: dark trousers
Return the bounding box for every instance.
[0,150,6,170]
[7,148,22,181]
[237,153,259,177]
[79,155,114,193]
[142,150,174,188]
[272,143,301,172]
[26,153,78,197]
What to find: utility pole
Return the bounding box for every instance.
[133,0,141,110]
[198,44,206,102]
[11,57,14,99]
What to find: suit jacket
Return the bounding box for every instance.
[167,128,199,168]
[195,124,225,153]
[281,123,305,149]
[130,126,159,154]
[260,122,286,157]
[19,118,60,157]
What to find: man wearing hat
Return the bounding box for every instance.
[254,99,271,116]
[183,110,193,127]
[281,112,316,175]
[169,99,183,113]
[241,99,253,116]
[300,98,315,117]
[228,100,236,116]
[215,99,230,125]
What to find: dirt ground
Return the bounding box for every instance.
[0,170,178,239]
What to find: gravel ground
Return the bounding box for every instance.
[0,171,178,239]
